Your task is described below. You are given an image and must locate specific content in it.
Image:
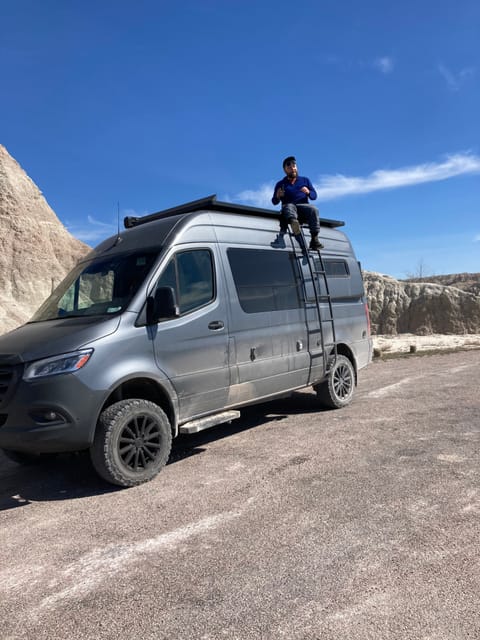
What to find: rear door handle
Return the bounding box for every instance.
[208,320,224,330]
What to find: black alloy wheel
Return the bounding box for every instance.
[315,354,355,409]
[91,399,172,487]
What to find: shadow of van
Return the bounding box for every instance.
[0,390,326,509]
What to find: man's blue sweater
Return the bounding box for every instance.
[271,176,318,206]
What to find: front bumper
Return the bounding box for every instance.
[0,372,105,454]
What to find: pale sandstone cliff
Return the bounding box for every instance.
[0,145,90,334]
[404,273,480,296]
[364,271,480,335]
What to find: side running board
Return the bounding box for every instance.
[179,410,241,435]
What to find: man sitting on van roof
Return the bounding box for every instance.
[271,156,323,250]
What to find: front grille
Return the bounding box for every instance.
[0,362,20,407]
[0,365,14,398]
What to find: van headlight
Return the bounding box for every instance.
[23,349,93,380]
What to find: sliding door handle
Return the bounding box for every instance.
[208,320,224,330]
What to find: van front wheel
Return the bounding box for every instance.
[315,355,355,409]
[90,399,172,487]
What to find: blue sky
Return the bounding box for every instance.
[1,0,479,279]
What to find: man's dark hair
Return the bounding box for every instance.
[282,156,296,168]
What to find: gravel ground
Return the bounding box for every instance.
[1,350,480,639]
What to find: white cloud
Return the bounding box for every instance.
[474,234,480,243]
[235,183,276,209]
[86,214,114,228]
[234,152,480,207]
[374,57,394,74]
[315,152,480,200]
[66,215,117,243]
[438,64,475,91]
[322,54,395,75]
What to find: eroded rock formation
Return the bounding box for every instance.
[0,145,90,334]
[364,272,480,335]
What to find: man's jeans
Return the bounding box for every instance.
[280,203,320,235]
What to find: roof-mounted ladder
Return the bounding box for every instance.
[287,227,338,376]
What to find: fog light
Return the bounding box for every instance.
[29,409,67,425]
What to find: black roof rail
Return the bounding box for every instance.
[124,194,345,229]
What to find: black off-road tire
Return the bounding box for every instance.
[90,399,172,487]
[315,355,355,409]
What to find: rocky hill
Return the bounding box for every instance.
[364,271,480,335]
[0,145,90,334]
[403,273,480,296]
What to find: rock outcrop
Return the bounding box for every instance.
[404,273,480,296]
[0,145,90,335]
[364,271,480,335]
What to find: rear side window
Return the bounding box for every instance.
[323,259,350,277]
[227,248,301,313]
[155,249,214,314]
[304,257,364,301]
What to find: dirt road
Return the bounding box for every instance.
[1,350,479,639]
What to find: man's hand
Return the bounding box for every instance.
[300,186,310,196]
[276,186,285,199]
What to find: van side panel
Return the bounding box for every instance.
[213,216,311,405]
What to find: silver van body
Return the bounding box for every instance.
[0,196,372,486]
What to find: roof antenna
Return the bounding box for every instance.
[112,201,123,246]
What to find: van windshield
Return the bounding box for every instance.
[30,250,159,322]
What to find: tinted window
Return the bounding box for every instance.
[313,258,350,278]
[228,248,301,313]
[156,249,214,314]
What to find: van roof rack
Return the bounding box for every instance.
[124,194,345,229]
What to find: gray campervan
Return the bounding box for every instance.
[0,196,372,486]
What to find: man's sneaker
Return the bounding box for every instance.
[309,236,324,250]
[270,233,286,248]
[290,219,301,236]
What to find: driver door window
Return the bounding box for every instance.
[156,249,214,315]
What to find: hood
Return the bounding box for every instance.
[0,316,121,363]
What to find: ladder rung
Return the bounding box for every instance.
[310,318,332,323]
[308,322,334,331]
[306,296,331,301]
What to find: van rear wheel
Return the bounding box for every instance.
[315,355,355,409]
[90,399,172,487]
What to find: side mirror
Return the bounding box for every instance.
[146,286,180,324]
